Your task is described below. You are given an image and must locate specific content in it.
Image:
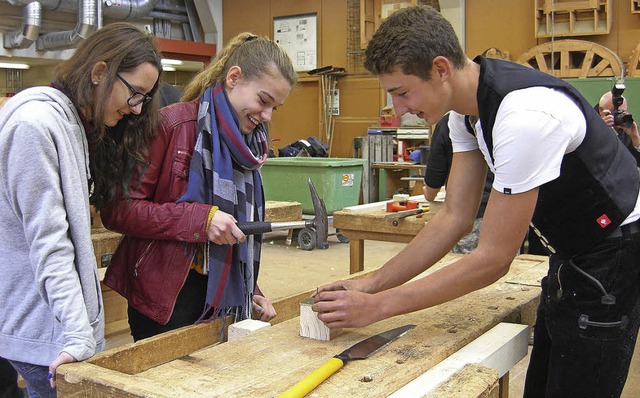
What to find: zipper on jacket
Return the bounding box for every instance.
[133,241,155,278]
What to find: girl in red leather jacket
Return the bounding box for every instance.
[101,33,297,341]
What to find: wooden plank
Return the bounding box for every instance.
[104,319,130,339]
[101,287,128,327]
[389,323,529,397]
[265,200,302,222]
[57,255,546,397]
[419,364,500,398]
[90,320,226,375]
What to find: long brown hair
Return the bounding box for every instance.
[181,32,297,102]
[53,22,163,209]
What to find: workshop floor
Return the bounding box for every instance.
[107,228,640,397]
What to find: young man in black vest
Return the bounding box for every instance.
[312,5,640,397]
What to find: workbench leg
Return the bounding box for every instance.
[378,169,388,201]
[285,229,294,246]
[499,372,509,398]
[350,239,364,274]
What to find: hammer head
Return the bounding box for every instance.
[308,178,329,249]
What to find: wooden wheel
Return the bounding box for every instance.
[516,39,623,78]
[481,47,510,61]
[628,42,640,77]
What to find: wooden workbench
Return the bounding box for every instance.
[333,195,439,274]
[57,253,546,397]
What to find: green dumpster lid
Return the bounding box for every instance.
[265,157,366,167]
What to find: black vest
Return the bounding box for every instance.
[474,56,639,257]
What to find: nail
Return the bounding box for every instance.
[47,372,53,380]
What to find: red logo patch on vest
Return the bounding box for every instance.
[597,214,611,228]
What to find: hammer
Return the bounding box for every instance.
[236,178,329,250]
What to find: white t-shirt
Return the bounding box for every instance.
[449,87,586,194]
[449,86,640,223]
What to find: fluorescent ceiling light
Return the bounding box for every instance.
[161,59,183,66]
[162,65,176,72]
[0,62,30,69]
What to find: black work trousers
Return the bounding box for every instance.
[524,229,640,397]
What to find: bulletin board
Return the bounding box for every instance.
[274,13,317,72]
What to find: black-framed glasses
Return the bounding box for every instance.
[116,73,153,107]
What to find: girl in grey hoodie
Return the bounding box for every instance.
[0,23,162,397]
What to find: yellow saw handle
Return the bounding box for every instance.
[278,357,345,398]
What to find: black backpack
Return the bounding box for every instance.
[278,136,329,157]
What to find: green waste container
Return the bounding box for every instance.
[261,157,366,214]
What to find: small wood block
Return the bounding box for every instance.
[227,319,271,341]
[299,298,343,341]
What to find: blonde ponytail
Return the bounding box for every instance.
[181,32,297,102]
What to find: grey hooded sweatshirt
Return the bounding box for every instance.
[0,86,105,366]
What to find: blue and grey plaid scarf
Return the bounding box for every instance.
[178,83,267,322]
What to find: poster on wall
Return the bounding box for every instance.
[274,13,317,72]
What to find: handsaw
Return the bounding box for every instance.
[278,324,416,398]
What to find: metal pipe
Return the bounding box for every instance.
[3,1,42,49]
[102,0,160,20]
[148,10,189,23]
[153,2,186,13]
[36,0,99,50]
[6,0,64,11]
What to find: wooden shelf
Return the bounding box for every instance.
[535,0,611,38]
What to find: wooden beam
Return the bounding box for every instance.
[388,323,529,397]
[155,38,216,63]
[423,364,500,398]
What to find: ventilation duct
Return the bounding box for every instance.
[102,0,160,20]
[3,1,42,49]
[6,0,74,13]
[3,0,172,51]
[36,0,99,50]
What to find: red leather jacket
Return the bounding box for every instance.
[101,102,212,324]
